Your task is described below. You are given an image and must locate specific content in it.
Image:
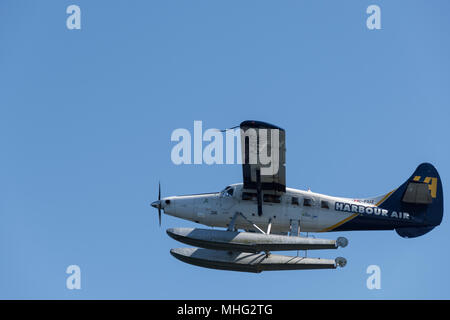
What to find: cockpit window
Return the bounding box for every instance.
[221,186,234,197]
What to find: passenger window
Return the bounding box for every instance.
[291,197,299,205]
[303,198,312,207]
[321,200,329,209]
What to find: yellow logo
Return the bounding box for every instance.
[413,176,438,198]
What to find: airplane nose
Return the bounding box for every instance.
[151,200,160,209]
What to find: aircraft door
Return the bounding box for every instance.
[299,195,319,230]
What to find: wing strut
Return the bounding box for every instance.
[266,218,272,235]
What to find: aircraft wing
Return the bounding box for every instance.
[240,120,286,194]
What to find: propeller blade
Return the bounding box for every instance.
[158,182,162,226]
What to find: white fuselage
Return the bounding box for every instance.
[160,183,384,234]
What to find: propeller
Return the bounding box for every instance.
[158,182,161,226]
[151,182,162,226]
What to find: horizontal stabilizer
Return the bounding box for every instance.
[396,226,435,238]
[402,182,433,204]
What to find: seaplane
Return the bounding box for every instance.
[151,120,444,273]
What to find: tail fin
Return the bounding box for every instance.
[378,163,443,238]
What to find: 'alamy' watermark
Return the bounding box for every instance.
[171,121,281,175]
[366,265,381,290]
[66,5,81,30]
[66,265,81,290]
[366,5,381,30]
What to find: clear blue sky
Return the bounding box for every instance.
[1,1,450,299]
